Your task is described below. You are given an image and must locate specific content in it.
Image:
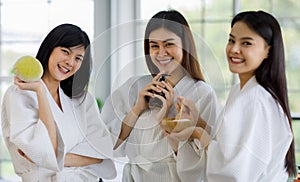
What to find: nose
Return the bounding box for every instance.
[229,43,240,54]
[158,46,167,57]
[65,57,75,67]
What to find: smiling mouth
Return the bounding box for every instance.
[58,64,70,74]
[230,57,245,64]
[157,58,173,65]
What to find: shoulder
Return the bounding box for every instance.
[242,79,286,122]
[244,79,275,106]
[194,80,216,94]
[254,85,283,116]
[124,75,152,85]
[112,75,152,94]
[121,75,150,85]
[189,79,218,101]
[178,76,215,95]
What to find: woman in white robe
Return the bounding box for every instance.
[168,10,297,182]
[101,10,219,182]
[1,24,116,182]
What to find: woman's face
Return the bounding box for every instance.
[44,45,85,82]
[149,28,183,74]
[226,21,270,82]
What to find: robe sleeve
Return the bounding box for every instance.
[80,159,117,180]
[176,140,207,181]
[67,93,117,179]
[100,77,139,157]
[195,83,220,133]
[2,86,65,171]
[68,93,114,158]
[176,81,220,181]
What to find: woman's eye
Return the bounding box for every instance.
[76,57,83,62]
[62,49,69,54]
[228,38,234,44]
[165,43,174,47]
[242,42,252,46]
[150,44,159,49]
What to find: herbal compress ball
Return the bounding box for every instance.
[13,56,43,82]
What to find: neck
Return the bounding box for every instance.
[42,77,60,97]
[239,74,254,89]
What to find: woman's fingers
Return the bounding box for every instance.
[169,126,195,141]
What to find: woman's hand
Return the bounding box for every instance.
[14,76,44,93]
[169,126,196,141]
[153,73,175,123]
[176,96,211,133]
[169,126,211,149]
[133,74,163,115]
[176,96,199,123]
[135,72,174,116]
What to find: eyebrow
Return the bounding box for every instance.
[149,38,176,43]
[229,34,254,41]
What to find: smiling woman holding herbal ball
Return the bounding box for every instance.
[1,23,116,182]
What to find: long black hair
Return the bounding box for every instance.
[232,10,296,177]
[36,23,91,98]
[144,10,205,81]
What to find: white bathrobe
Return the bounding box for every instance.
[101,75,220,182]
[1,81,116,182]
[177,76,293,182]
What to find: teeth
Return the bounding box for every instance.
[58,65,69,73]
[231,58,244,63]
[159,58,172,65]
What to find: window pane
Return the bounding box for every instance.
[273,0,300,17]
[240,0,270,11]
[293,120,300,165]
[282,24,300,113]
[204,0,233,19]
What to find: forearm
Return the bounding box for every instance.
[64,153,103,167]
[36,88,58,155]
[114,106,141,149]
[193,127,211,150]
[196,115,211,134]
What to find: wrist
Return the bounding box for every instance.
[132,105,143,116]
[191,127,202,139]
[36,83,46,95]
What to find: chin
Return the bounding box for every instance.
[229,67,239,74]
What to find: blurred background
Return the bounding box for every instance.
[0,0,299,181]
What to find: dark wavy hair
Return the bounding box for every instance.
[36,23,91,98]
[232,10,296,177]
[144,10,205,81]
